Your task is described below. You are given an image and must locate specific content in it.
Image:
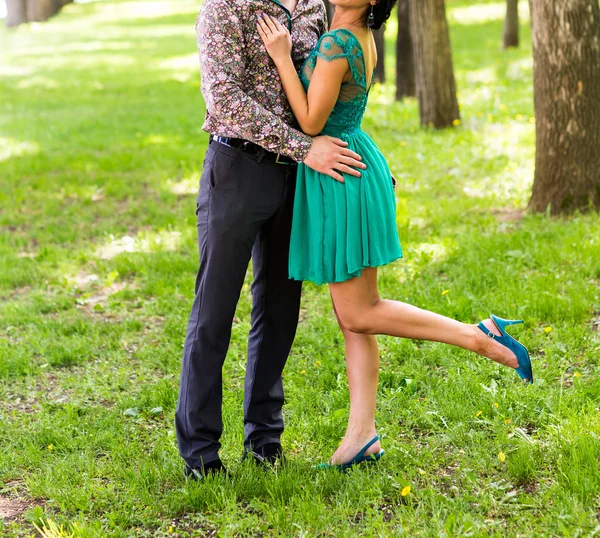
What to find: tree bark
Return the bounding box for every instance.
[373,27,386,83]
[503,0,519,48]
[6,0,28,27]
[528,0,600,214]
[26,0,60,22]
[409,0,460,128]
[396,0,416,100]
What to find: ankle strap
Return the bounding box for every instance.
[356,435,380,460]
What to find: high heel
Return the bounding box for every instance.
[478,314,534,384]
[316,435,385,471]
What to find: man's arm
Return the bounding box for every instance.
[197,0,312,162]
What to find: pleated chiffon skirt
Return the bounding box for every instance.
[288,129,403,285]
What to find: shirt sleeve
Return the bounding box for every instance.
[196,0,313,162]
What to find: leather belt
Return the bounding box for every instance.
[209,135,297,166]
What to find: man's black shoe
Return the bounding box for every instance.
[184,459,228,481]
[242,442,285,467]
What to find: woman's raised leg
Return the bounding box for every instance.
[329,267,519,369]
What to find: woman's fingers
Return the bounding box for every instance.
[256,21,266,37]
[256,18,271,36]
[262,15,279,33]
[256,20,267,38]
[271,17,289,34]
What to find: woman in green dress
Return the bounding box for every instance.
[257,0,533,469]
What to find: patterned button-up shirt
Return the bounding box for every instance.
[196,0,327,162]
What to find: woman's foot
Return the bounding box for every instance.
[330,430,381,465]
[475,319,519,369]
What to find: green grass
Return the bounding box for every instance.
[1,0,600,535]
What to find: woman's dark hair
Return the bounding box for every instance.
[366,0,398,31]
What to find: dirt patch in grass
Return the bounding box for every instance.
[3,395,41,414]
[0,495,33,522]
[69,271,137,319]
[80,281,128,308]
[492,208,526,222]
[1,286,33,302]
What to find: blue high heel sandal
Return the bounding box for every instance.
[478,314,533,384]
[316,435,385,471]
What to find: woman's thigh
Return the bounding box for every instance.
[329,268,380,332]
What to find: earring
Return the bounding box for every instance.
[367,4,375,27]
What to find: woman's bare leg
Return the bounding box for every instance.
[326,267,521,464]
[330,301,381,464]
[329,267,519,369]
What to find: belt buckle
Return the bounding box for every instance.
[275,152,287,165]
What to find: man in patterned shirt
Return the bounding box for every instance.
[175,0,366,479]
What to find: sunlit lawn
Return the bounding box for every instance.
[1,0,600,536]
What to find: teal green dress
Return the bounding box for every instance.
[288,28,403,285]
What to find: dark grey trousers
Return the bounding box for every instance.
[175,140,302,468]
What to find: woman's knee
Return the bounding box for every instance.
[337,308,375,334]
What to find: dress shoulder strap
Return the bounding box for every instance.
[314,30,350,62]
[316,28,366,87]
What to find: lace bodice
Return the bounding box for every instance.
[299,28,375,139]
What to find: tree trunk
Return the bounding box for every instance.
[528,0,600,214]
[6,0,68,27]
[373,28,386,83]
[396,0,416,100]
[26,0,60,22]
[503,0,519,48]
[323,0,334,27]
[409,0,460,128]
[6,0,28,27]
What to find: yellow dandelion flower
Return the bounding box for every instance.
[493,402,499,408]
[314,360,322,367]
[300,370,306,375]
[498,451,506,463]
[505,419,511,424]
[529,117,536,124]
[574,372,581,378]
[401,485,411,497]
[544,326,553,334]
[441,290,449,296]
[452,119,461,126]
[475,410,483,418]
[169,526,174,534]
[47,444,54,452]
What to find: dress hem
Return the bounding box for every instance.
[289,254,403,286]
